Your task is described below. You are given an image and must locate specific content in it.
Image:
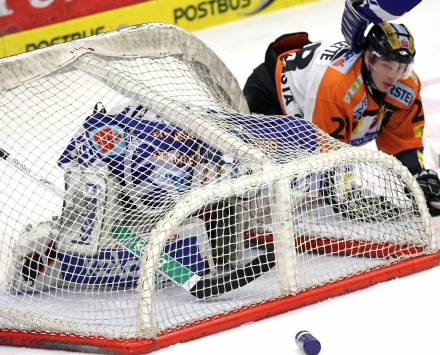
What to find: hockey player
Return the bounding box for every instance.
[9,101,317,296]
[10,103,217,295]
[341,0,423,52]
[243,22,440,216]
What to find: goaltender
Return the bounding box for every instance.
[243,22,440,216]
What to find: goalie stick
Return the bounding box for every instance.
[113,226,276,299]
[189,245,276,299]
[0,147,63,198]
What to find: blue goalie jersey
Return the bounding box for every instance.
[58,104,319,208]
[58,104,201,208]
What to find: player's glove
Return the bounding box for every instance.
[415,169,440,216]
[323,169,403,222]
[341,0,369,52]
[327,189,403,222]
[8,220,61,294]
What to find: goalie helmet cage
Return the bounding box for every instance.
[0,23,439,354]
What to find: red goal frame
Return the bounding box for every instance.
[1,251,439,355]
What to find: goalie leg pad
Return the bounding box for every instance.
[55,217,214,290]
[58,166,120,255]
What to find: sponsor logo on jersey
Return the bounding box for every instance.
[350,131,378,146]
[90,125,125,156]
[164,169,192,190]
[331,50,360,74]
[413,124,424,139]
[280,65,296,110]
[352,94,368,121]
[59,134,97,166]
[76,136,96,165]
[388,82,414,107]
[343,74,363,103]
[350,107,384,146]
[151,149,194,167]
[69,182,104,247]
[150,129,194,143]
[76,196,98,246]
[317,41,349,64]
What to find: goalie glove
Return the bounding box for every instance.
[341,0,422,52]
[415,169,440,216]
[341,0,369,52]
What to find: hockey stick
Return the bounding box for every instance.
[114,226,276,299]
[188,199,277,298]
[0,147,63,198]
[189,245,275,299]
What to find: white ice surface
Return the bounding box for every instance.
[1,0,440,353]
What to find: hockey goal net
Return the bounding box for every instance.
[0,23,438,354]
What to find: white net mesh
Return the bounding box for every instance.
[0,23,436,341]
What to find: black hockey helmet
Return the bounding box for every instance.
[365,23,415,64]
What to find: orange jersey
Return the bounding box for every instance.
[275,41,425,156]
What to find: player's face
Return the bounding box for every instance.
[366,53,409,93]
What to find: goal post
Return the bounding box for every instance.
[0,23,439,354]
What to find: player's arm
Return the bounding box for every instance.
[341,0,422,52]
[308,97,408,220]
[376,89,440,216]
[394,147,440,216]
